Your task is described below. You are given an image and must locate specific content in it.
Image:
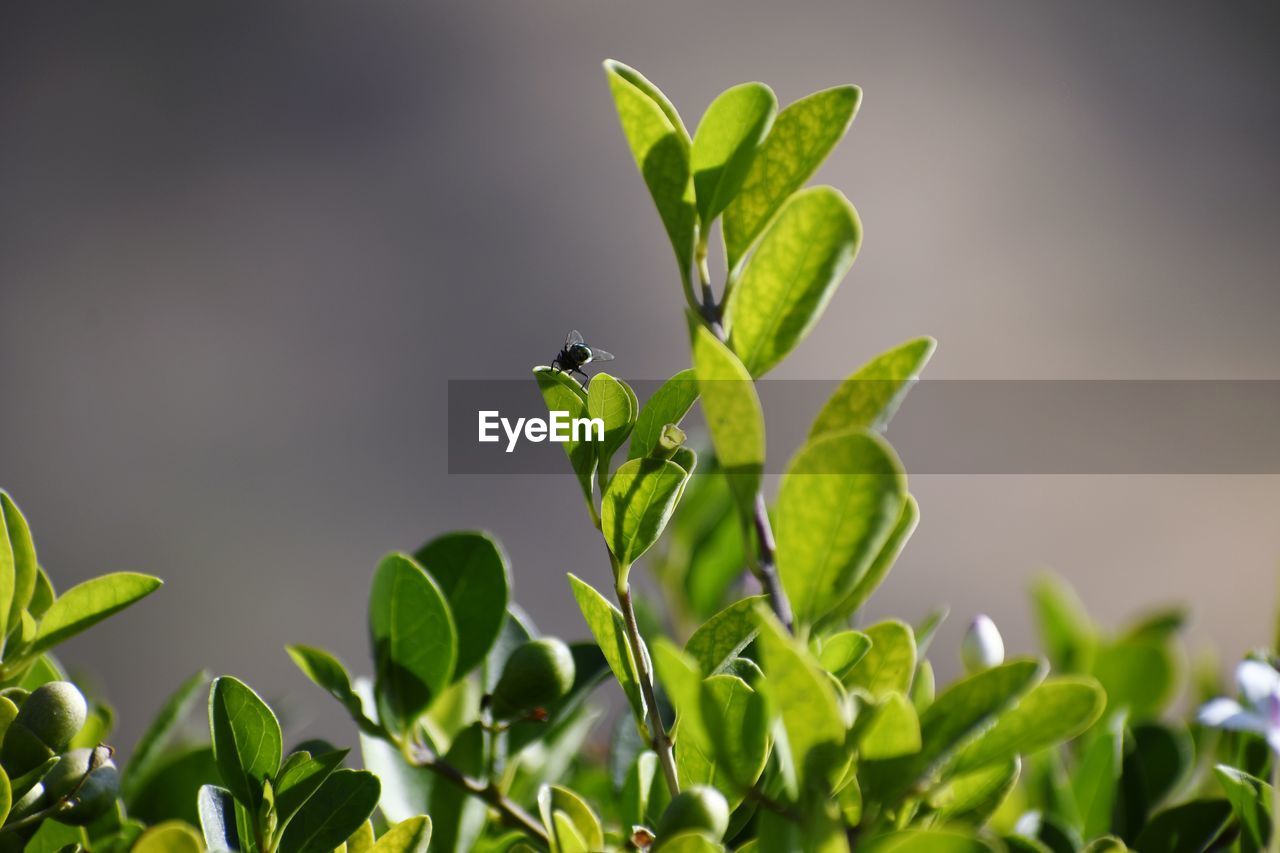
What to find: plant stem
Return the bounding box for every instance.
[694,237,795,634]
[615,572,681,797]
[401,741,549,847]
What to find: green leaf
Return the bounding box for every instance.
[134,821,205,853]
[0,764,9,826]
[810,337,937,438]
[588,373,637,476]
[831,495,920,622]
[603,60,696,282]
[25,820,88,853]
[0,491,39,645]
[817,630,872,680]
[685,595,766,675]
[691,82,777,228]
[861,829,995,852]
[775,429,906,627]
[279,769,381,853]
[208,676,282,809]
[412,531,510,680]
[534,367,596,507]
[567,574,645,720]
[701,674,769,797]
[1072,716,1124,840]
[372,816,433,853]
[538,785,604,853]
[725,187,861,377]
[286,645,380,735]
[658,832,724,852]
[1132,800,1232,853]
[1091,639,1176,723]
[369,553,457,735]
[1116,722,1194,837]
[628,369,700,461]
[601,458,688,569]
[723,85,861,270]
[691,324,765,518]
[866,660,1046,802]
[952,677,1106,773]
[123,670,210,804]
[198,784,239,852]
[1215,765,1272,850]
[859,692,922,760]
[929,758,1020,826]
[846,620,916,697]
[29,571,163,655]
[274,749,348,832]
[755,606,845,795]
[1031,574,1096,673]
[129,746,219,827]
[621,750,657,831]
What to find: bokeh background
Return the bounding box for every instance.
[2,1,1279,749]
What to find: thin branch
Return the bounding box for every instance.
[401,741,549,847]
[615,569,681,797]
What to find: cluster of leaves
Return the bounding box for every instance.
[3,57,1279,853]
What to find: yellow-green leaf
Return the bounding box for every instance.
[810,337,936,439]
[691,82,777,228]
[691,323,764,518]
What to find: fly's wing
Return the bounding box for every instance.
[566,330,584,346]
[588,347,614,363]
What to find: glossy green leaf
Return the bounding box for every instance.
[817,630,873,679]
[953,677,1106,773]
[286,645,379,736]
[685,595,765,675]
[691,323,765,517]
[601,458,688,568]
[208,676,282,809]
[846,620,916,697]
[867,660,1045,802]
[588,373,637,473]
[538,784,604,853]
[775,429,906,627]
[859,692,922,760]
[29,571,163,655]
[1215,765,1272,850]
[929,758,1020,826]
[691,82,776,227]
[198,784,238,852]
[1072,717,1124,840]
[1132,799,1231,853]
[134,821,204,853]
[1031,574,1096,673]
[413,531,510,680]
[810,337,936,438]
[0,492,39,644]
[724,85,861,270]
[534,367,596,506]
[831,495,919,623]
[122,670,210,804]
[629,369,700,460]
[567,573,644,720]
[372,816,433,853]
[279,768,381,853]
[604,60,696,281]
[862,829,995,852]
[274,748,348,831]
[756,607,845,795]
[1091,639,1175,722]
[701,674,769,796]
[369,553,457,735]
[726,187,860,377]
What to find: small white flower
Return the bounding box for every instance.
[961,614,1005,673]
[1198,659,1280,753]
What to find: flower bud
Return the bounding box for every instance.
[961,614,1004,673]
[651,424,687,460]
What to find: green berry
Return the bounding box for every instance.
[490,638,576,720]
[42,747,120,825]
[1,681,87,777]
[657,786,730,841]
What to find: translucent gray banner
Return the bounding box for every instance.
[447,379,1280,474]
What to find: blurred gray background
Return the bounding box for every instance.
[2,1,1279,749]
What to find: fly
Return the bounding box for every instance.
[551,330,614,381]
